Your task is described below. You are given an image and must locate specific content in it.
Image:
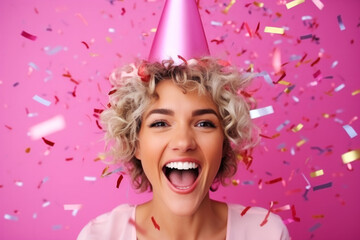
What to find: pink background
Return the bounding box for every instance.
[1,0,359,239]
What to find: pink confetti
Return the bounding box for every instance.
[311,0,324,10]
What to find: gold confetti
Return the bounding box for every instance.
[253,1,264,7]
[264,26,284,34]
[150,28,157,33]
[310,169,324,178]
[286,0,305,9]
[105,36,112,43]
[352,89,360,96]
[222,0,236,14]
[279,80,291,86]
[312,214,325,219]
[25,147,31,153]
[292,123,304,132]
[232,179,240,186]
[341,149,360,164]
[296,139,307,147]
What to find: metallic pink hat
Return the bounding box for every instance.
[148,0,210,63]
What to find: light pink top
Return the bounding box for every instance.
[78,204,290,240]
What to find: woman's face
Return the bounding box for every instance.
[136,80,224,216]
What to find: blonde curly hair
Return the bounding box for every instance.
[101,57,257,192]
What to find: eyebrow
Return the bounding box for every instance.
[145,108,219,119]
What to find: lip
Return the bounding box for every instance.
[162,158,202,194]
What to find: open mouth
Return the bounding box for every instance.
[162,162,200,191]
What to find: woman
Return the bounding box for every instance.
[77,57,290,239]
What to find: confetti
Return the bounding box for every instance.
[21,31,37,40]
[352,89,360,96]
[309,223,322,232]
[42,137,55,147]
[151,216,160,230]
[286,0,305,9]
[342,125,357,138]
[276,120,290,132]
[292,123,304,132]
[116,175,124,188]
[310,169,324,178]
[84,176,97,181]
[265,177,283,184]
[300,34,313,40]
[42,201,51,208]
[341,149,360,164]
[45,46,63,55]
[28,115,66,140]
[311,0,324,10]
[334,83,345,92]
[331,60,338,68]
[250,106,274,119]
[33,95,51,106]
[15,181,23,187]
[313,182,332,191]
[4,214,18,221]
[29,62,39,71]
[241,206,252,216]
[291,205,301,222]
[296,138,307,147]
[264,26,284,35]
[337,15,346,31]
[81,41,89,49]
[312,214,325,219]
[260,201,275,227]
[211,21,223,26]
[222,0,236,14]
[64,204,82,211]
[253,1,264,7]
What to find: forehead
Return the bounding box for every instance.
[148,79,218,111]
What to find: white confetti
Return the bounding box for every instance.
[343,125,357,138]
[84,176,97,181]
[4,214,18,221]
[250,106,274,119]
[334,83,345,92]
[28,115,66,140]
[33,95,51,106]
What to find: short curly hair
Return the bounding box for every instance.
[101,57,257,192]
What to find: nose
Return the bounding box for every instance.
[169,123,197,152]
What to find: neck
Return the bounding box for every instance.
[136,194,227,240]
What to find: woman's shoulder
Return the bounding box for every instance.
[77,204,136,240]
[227,204,290,240]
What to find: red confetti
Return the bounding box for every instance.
[210,39,224,44]
[81,41,89,49]
[310,57,321,67]
[260,201,274,227]
[241,206,252,216]
[108,89,117,95]
[42,137,55,147]
[96,120,103,130]
[313,70,321,78]
[265,177,283,184]
[291,205,301,222]
[116,175,123,188]
[121,7,126,15]
[244,22,253,37]
[94,108,104,114]
[21,31,37,41]
[54,95,60,104]
[65,157,73,161]
[151,216,160,230]
[177,55,188,65]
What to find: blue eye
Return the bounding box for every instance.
[197,121,216,128]
[149,121,168,128]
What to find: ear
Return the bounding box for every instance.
[134,142,141,160]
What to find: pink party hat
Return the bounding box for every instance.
[148,0,210,63]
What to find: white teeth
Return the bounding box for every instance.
[166,162,198,170]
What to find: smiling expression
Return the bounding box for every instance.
[136,79,225,216]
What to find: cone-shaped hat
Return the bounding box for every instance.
[148,0,210,63]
